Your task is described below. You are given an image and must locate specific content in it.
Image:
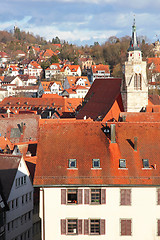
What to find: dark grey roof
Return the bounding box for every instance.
[0,154,21,200]
[128,19,141,52]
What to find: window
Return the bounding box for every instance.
[120,219,132,236]
[68,159,77,168]
[119,159,126,168]
[120,189,131,205]
[61,189,83,204]
[84,189,106,204]
[67,189,77,204]
[15,175,27,188]
[92,159,100,168]
[90,219,100,235]
[91,189,101,204]
[67,219,77,234]
[142,159,150,168]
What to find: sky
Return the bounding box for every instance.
[0,0,160,46]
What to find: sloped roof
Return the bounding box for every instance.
[0,137,14,150]
[148,94,160,105]
[76,78,123,121]
[0,154,21,200]
[0,96,82,117]
[119,112,160,122]
[0,114,40,143]
[34,120,160,187]
[91,64,110,74]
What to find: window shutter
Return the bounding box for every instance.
[61,189,66,204]
[121,220,126,236]
[84,219,89,235]
[78,189,83,204]
[126,220,131,235]
[120,189,131,205]
[158,219,160,236]
[120,189,125,205]
[61,219,66,235]
[157,189,160,205]
[78,219,83,234]
[127,189,131,205]
[121,219,131,236]
[100,219,105,235]
[84,189,89,204]
[101,189,106,204]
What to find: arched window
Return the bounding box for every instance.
[134,74,142,90]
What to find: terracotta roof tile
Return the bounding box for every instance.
[34,120,160,186]
[76,78,123,121]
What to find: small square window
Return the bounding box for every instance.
[92,159,100,168]
[119,159,126,168]
[67,219,77,234]
[142,159,149,168]
[69,159,76,168]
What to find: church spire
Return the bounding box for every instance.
[128,18,140,51]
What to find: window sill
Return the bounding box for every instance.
[91,168,102,170]
[118,168,128,170]
[67,168,78,170]
[142,168,152,170]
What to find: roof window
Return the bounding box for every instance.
[119,159,126,168]
[142,159,150,168]
[92,159,100,168]
[68,159,77,169]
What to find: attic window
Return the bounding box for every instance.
[92,159,100,168]
[69,159,77,168]
[24,102,28,105]
[142,159,150,168]
[119,159,126,168]
[16,102,20,105]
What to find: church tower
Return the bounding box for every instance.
[121,19,148,112]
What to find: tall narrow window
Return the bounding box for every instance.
[91,189,101,204]
[142,159,149,168]
[90,220,100,235]
[67,219,77,234]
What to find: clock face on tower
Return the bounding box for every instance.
[134,65,141,73]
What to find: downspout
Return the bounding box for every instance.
[41,188,45,240]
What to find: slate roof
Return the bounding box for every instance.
[76,78,123,121]
[0,154,21,200]
[34,120,160,187]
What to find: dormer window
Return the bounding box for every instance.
[142,159,149,168]
[119,159,126,168]
[92,159,100,168]
[69,159,76,168]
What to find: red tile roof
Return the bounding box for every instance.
[76,78,123,121]
[34,120,160,186]
[91,64,110,74]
